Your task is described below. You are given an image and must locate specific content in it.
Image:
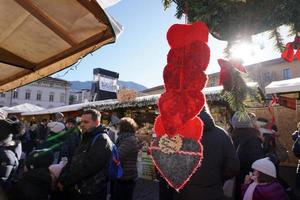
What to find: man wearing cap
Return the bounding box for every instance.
[58,109,113,200]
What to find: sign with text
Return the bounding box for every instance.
[93,74,118,93]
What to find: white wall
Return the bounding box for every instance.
[0,79,70,109]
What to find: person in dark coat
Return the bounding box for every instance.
[231,111,265,200]
[292,122,300,188]
[159,105,240,200]
[58,109,113,200]
[0,120,21,190]
[8,149,54,200]
[35,119,49,146]
[111,117,139,200]
[60,118,81,160]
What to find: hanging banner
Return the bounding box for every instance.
[98,75,118,93]
[278,96,296,110]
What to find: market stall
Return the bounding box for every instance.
[0,0,122,92]
[261,78,300,166]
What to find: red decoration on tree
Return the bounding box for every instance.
[281,36,300,62]
[150,21,210,191]
[218,59,247,86]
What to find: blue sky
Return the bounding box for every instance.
[55,0,290,88]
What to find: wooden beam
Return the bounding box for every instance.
[14,0,77,46]
[77,0,108,24]
[0,48,35,71]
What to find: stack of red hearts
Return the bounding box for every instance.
[150,22,210,191]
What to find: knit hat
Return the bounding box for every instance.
[47,122,65,133]
[25,149,54,170]
[109,115,120,127]
[0,119,13,142]
[252,157,277,178]
[231,111,252,128]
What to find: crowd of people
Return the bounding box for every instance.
[0,105,298,200]
[0,109,139,200]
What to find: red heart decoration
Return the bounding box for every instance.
[182,65,208,90]
[167,41,210,71]
[167,22,209,48]
[150,136,203,191]
[158,91,205,135]
[163,64,180,91]
[154,116,203,141]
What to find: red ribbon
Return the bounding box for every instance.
[268,94,277,124]
[281,36,300,62]
[218,59,247,85]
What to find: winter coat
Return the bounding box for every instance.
[241,181,289,200]
[59,125,112,200]
[232,128,265,184]
[8,168,52,200]
[60,127,81,160]
[116,132,138,180]
[160,108,240,200]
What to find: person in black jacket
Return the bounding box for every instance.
[58,109,113,200]
[60,118,81,160]
[231,111,265,200]
[292,122,300,188]
[159,105,240,200]
[111,117,139,200]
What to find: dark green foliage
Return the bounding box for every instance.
[162,0,300,52]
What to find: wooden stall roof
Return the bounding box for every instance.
[0,0,121,92]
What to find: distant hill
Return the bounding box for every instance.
[70,80,147,91]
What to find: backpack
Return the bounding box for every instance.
[293,136,300,159]
[91,133,123,180]
[0,146,19,189]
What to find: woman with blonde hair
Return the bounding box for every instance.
[111,117,139,200]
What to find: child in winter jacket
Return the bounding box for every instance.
[241,157,288,200]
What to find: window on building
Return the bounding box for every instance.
[60,93,65,103]
[263,72,272,82]
[0,93,5,98]
[49,93,54,102]
[209,79,216,87]
[13,90,18,99]
[37,92,42,101]
[283,68,292,80]
[25,90,31,100]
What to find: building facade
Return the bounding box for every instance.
[142,58,300,96]
[0,77,70,108]
[207,58,300,93]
